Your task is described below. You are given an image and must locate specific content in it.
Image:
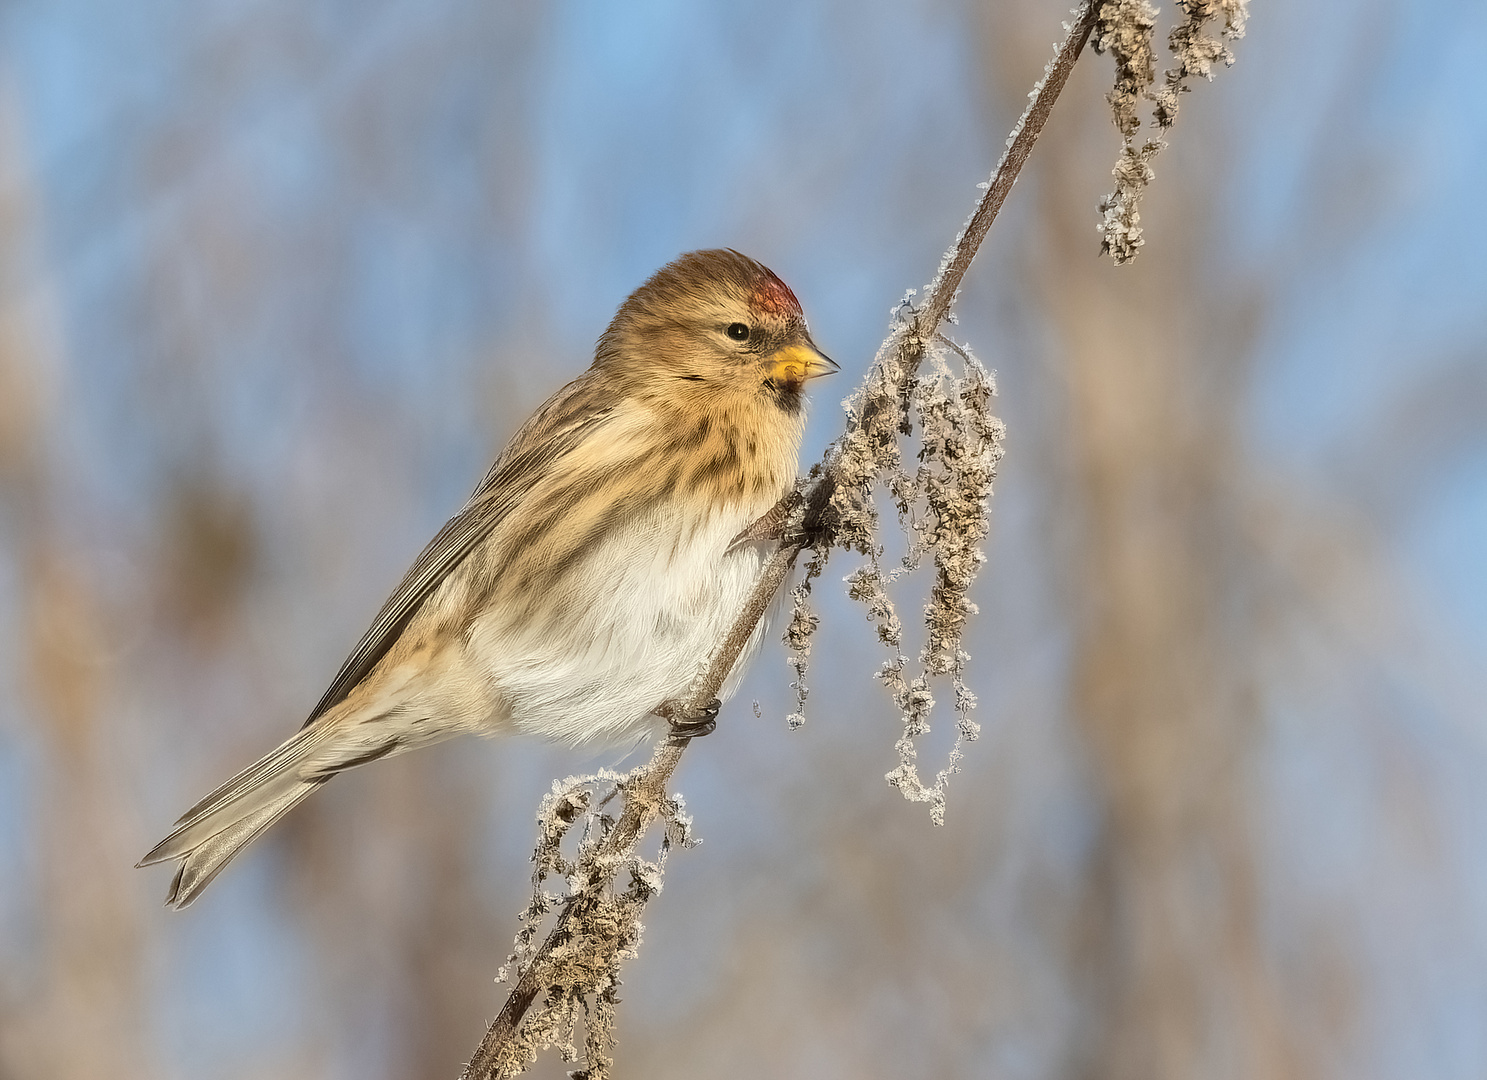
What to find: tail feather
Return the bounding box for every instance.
[160,779,323,907]
[170,721,333,827]
[140,723,339,908]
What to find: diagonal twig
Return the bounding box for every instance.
[460,4,1100,1075]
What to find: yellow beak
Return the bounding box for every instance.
[766,343,839,386]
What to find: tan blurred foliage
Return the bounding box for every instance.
[0,80,152,1080]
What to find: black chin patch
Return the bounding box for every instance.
[763,378,803,414]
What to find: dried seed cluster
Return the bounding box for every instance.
[788,302,1004,825]
[1093,0,1249,262]
[491,772,695,1079]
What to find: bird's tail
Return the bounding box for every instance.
[139,721,346,908]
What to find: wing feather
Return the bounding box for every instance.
[302,374,613,726]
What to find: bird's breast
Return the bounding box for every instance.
[456,394,802,744]
[466,493,777,745]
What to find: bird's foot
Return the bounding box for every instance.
[727,491,803,552]
[657,698,721,743]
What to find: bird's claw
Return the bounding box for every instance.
[658,697,721,743]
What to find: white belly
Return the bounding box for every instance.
[466,502,773,747]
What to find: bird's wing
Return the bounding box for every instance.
[302,374,612,726]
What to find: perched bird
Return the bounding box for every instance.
[139,249,836,907]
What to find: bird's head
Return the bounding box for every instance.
[596,249,837,415]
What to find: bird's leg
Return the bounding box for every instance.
[656,697,721,743]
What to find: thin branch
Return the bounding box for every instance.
[919,0,1099,333]
[460,3,1100,1075]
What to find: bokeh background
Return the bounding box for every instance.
[2,0,1485,1077]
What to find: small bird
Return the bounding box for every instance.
[139,249,836,907]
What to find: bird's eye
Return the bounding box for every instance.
[726,322,751,342]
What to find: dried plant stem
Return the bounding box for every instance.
[460,4,1100,1074]
[919,0,1099,333]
